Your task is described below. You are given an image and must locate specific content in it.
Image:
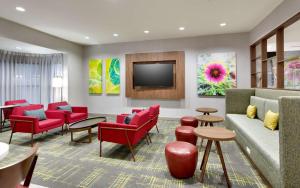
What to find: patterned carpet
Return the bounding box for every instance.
[0,117,267,188]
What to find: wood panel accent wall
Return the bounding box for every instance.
[125,51,185,99]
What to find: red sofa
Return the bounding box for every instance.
[98,110,151,162]
[9,104,65,146]
[132,104,160,134]
[47,101,88,126]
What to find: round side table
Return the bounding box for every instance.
[196,115,224,127]
[195,115,224,147]
[196,107,218,115]
[196,108,218,127]
[193,127,236,187]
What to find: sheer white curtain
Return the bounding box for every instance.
[0,50,64,106]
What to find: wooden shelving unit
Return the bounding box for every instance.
[250,12,300,90]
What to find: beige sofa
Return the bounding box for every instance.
[225,88,300,188]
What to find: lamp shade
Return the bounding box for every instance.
[52,77,63,88]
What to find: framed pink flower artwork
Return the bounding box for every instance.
[197,52,237,96]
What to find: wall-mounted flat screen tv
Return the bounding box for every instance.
[133,61,175,88]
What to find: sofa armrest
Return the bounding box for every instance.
[72,106,88,113]
[45,110,65,120]
[132,109,143,113]
[98,122,138,130]
[9,115,38,132]
[116,114,128,124]
[279,96,300,187]
[225,89,255,114]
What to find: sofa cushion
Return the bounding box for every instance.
[24,109,47,121]
[226,114,279,169]
[250,96,265,121]
[38,119,63,129]
[124,113,136,124]
[265,99,279,114]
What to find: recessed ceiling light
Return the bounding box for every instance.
[16,7,26,12]
[85,36,90,40]
[179,27,185,31]
[220,22,227,27]
[16,47,22,50]
[144,30,150,34]
[113,33,119,37]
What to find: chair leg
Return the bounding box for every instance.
[61,125,64,136]
[125,131,136,162]
[99,141,102,157]
[9,131,14,144]
[155,124,159,133]
[9,122,16,144]
[31,134,34,147]
[147,133,152,143]
[145,136,149,145]
[23,155,38,187]
[99,128,102,157]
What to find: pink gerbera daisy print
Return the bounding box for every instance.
[204,63,227,83]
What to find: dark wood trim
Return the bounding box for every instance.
[261,39,268,88]
[125,51,185,99]
[250,11,300,90]
[276,28,284,88]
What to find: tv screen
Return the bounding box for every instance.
[133,62,174,88]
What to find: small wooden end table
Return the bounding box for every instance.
[194,127,236,187]
[69,117,106,143]
[195,115,224,147]
[196,107,218,115]
[196,108,218,127]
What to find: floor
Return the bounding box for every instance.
[0,117,267,188]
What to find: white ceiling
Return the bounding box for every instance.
[0,37,60,54]
[0,0,284,45]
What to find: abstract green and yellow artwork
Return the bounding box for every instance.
[88,59,102,94]
[105,58,120,94]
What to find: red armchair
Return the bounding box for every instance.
[132,104,160,133]
[47,101,88,126]
[9,104,65,146]
[98,110,151,162]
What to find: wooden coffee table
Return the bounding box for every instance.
[196,107,218,115]
[69,117,106,143]
[194,127,236,187]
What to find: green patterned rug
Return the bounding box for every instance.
[0,117,267,188]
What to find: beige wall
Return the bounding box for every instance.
[83,33,250,117]
[0,18,84,105]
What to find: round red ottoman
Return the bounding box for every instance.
[175,126,198,145]
[165,141,198,179]
[180,116,198,128]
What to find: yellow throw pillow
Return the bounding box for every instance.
[264,110,279,130]
[246,105,257,119]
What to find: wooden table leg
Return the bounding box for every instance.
[215,141,231,188]
[88,128,92,143]
[200,140,212,183]
[71,131,73,142]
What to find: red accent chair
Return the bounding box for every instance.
[180,116,198,128]
[2,100,30,129]
[165,141,198,179]
[98,110,151,162]
[47,101,88,126]
[132,104,160,133]
[175,126,198,145]
[9,104,65,146]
